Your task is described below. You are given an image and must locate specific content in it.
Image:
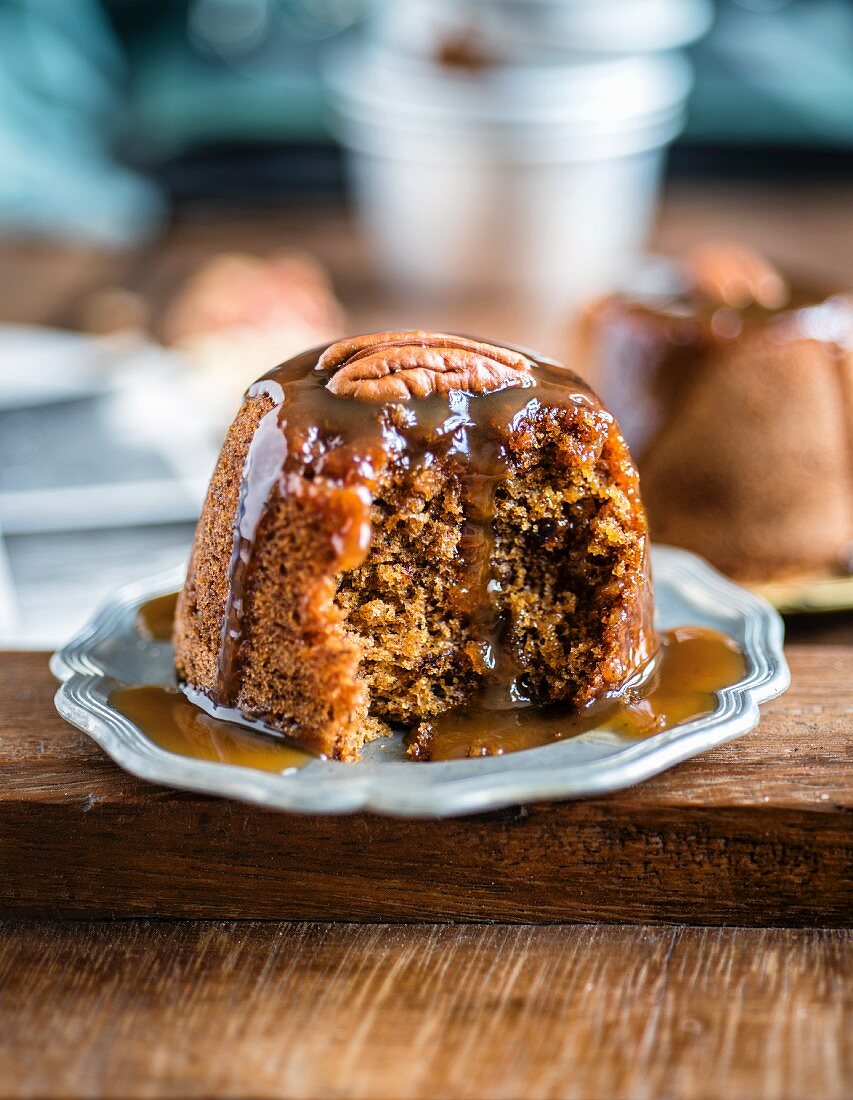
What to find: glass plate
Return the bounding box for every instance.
[51,545,789,818]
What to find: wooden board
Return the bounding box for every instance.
[1,920,850,1100]
[1,648,850,925]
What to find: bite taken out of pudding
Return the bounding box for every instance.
[173,331,655,761]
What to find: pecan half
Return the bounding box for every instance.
[321,331,534,401]
[686,241,789,310]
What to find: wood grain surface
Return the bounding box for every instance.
[1,920,849,1100]
[1,647,850,925]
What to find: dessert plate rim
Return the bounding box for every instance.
[51,545,790,818]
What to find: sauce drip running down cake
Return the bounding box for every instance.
[173,331,655,760]
[573,242,853,582]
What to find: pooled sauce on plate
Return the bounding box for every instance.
[136,591,179,641]
[126,593,745,767]
[408,626,746,760]
[111,682,310,773]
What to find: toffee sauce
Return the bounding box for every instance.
[409,625,746,760]
[136,591,179,641]
[120,607,746,771]
[111,682,309,772]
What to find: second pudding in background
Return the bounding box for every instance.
[572,242,853,583]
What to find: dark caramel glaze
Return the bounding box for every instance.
[111,683,310,772]
[205,336,645,714]
[408,627,746,760]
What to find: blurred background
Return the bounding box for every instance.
[0,0,851,645]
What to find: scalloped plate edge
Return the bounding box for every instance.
[52,546,790,817]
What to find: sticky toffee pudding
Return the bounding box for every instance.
[91,328,747,769]
[171,331,660,761]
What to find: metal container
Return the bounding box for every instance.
[326,45,692,307]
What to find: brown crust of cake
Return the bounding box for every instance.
[173,394,369,759]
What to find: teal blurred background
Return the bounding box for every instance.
[2,0,852,244]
